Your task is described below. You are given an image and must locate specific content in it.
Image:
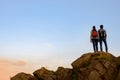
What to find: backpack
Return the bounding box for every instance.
[99,30,106,38]
[92,30,98,37]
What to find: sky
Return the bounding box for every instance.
[0,0,120,80]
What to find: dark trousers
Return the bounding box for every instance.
[92,39,98,52]
[99,39,108,52]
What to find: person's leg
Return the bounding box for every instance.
[99,39,103,51]
[92,39,96,52]
[96,39,98,52]
[94,39,98,52]
[103,39,108,52]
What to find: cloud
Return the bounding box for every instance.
[0,59,28,80]
[12,60,27,66]
[0,59,27,66]
[42,43,55,49]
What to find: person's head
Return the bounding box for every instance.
[100,25,103,29]
[93,26,96,30]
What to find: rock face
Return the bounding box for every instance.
[56,67,72,80]
[10,72,37,80]
[33,67,56,80]
[11,52,120,80]
[72,52,118,80]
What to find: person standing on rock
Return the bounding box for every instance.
[98,25,108,52]
[90,26,99,52]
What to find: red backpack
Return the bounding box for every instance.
[92,30,98,37]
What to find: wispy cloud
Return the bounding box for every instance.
[0,59,27,67]
[42,43,55,49]
[0,59,28,80]
[12,60,27,66]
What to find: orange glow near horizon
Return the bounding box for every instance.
[0,59,30,80]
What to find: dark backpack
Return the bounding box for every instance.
[99,30,106,38]
[92,30,98,37]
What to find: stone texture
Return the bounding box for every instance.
[56,67,72,80]
[88,70,102,80]
[10,72,37,80]
[33,67,56,80]
[71,52,118,80]
[11,52,120,80]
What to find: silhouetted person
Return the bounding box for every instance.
[90,26,99,52]
[98,25,108,52]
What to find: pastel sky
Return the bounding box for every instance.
[0,0,120,80]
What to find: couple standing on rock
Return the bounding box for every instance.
[90,25,108,52]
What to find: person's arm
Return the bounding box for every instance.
[105,30,107,39]
[90,31,92,42]
[98,30,100,41]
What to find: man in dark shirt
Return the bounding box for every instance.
[98,25,108,52]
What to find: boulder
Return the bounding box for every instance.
[117,56,120,80]
[33,67,56,80]
[10,72,37,80]
[56,67,72,80]
[11,52,120,80]
[71,52,118,80]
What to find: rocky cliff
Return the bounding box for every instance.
[11,52,120,80]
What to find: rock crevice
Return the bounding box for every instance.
[11,52,120,80]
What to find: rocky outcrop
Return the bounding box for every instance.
[33,67,56,80]
[117,56,120,80]
[10,72,37,80]
[72,52,118,80]
[56,67,72,80]
[11,52,120,80]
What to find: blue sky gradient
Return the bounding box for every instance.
[0,0,120,79]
